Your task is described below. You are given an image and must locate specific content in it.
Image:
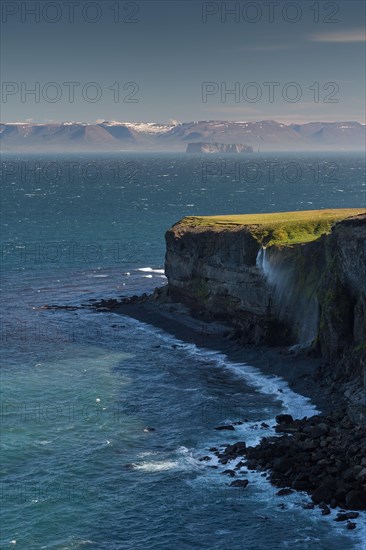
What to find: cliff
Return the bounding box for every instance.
[165,209,366,419]
[186,142,253,153]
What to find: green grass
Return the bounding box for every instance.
[178,209,366,247]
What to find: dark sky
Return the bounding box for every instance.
[1,0,365,123]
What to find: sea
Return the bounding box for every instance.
[1,152,365,549]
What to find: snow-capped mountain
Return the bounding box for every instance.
[0,120,364,151]
[104,121,176,134]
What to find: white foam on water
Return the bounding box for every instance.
[132,318,317,419]
[133,447,202,474]
[137,267,165,274]
[132,460,178,472]
[190,440,366,549]
[222,361,317,419]
[112,317,364,546]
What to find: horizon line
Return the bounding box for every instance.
[1,119,365,126]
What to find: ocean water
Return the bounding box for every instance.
[1,153,365,550]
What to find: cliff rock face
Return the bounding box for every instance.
[186,142,253,153]
[165,214,366,418]
[316,216,366,421]
[165,223,282,344]
[318,216,366,357]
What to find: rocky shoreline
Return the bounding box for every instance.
[43,291,366,529]
[86,292,366,527]
[210,410,366,521]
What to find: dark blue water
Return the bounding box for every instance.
[1,153,365,549]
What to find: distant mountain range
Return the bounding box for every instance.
[1,120,365,151]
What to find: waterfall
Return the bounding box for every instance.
[255,246,266,270]
[256,246,319,347]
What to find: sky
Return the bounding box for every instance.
[0,0,365,124]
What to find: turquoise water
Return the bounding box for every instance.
[1,153,365,549]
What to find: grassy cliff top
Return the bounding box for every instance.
[177,209,366,247]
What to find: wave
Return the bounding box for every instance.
[129,318,318,420]
[98,315,365,548]
[136,267,165,274]
[132,460,178,472]
[132,446,202,474]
